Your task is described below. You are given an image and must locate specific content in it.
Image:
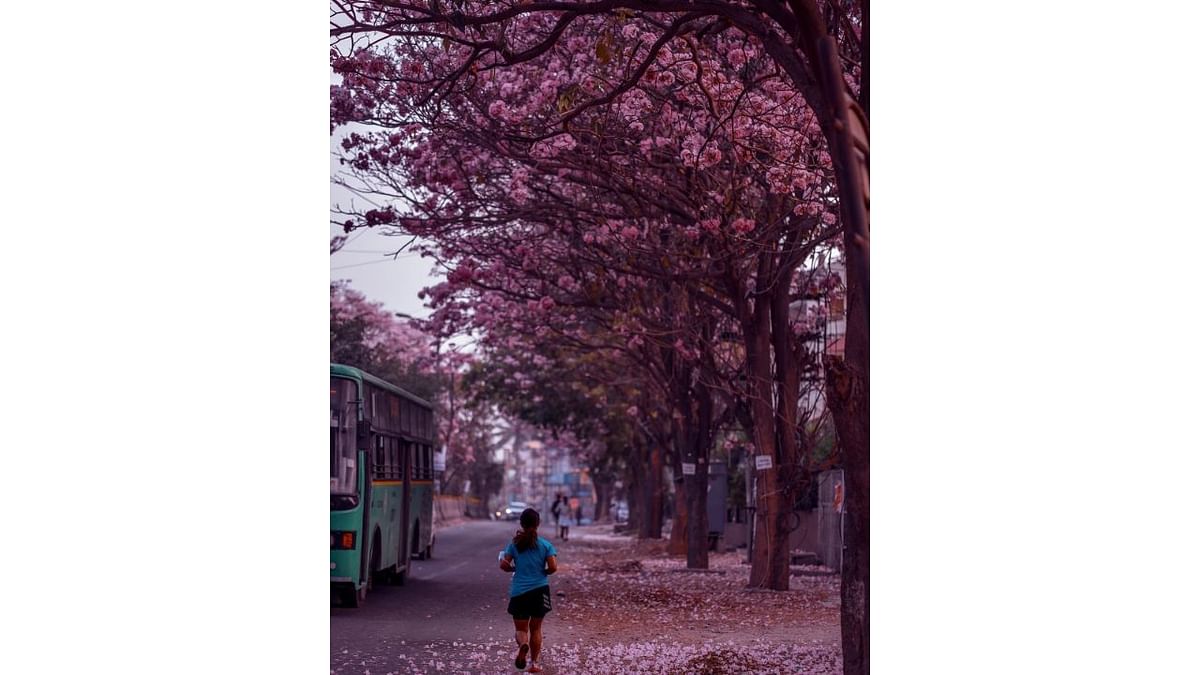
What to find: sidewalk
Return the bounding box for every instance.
[432,515,476,530]
[538,523,843,674]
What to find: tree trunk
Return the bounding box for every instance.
[647,441,664,538]
[629,441,645,537]
[769,268,804,588]
[740,266,788,590]
[683,380,714,569]
[826,226,869,675]
[593,479,610,522]
[668,478,688,555]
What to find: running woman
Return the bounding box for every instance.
[499,508,558,673]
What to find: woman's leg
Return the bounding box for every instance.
[512,617,530,667]
[529,617,544,662]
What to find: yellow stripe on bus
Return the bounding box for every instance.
[370,480,435,486]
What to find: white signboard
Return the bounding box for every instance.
[755,455,774,470]
[681,462,696,475]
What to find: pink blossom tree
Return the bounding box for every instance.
[331,4,869,670]
[333,15,843,578]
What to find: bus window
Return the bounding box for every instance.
[330,377,358,503]
[375,436,386,479]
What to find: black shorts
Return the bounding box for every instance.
[506,585,552,619]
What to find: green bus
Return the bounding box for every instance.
[331,364,437,607]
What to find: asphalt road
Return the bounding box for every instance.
[331,519,541,674]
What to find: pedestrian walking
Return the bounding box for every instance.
[559,502,572,541]
[550,494,563,539]
[499,508,558,673]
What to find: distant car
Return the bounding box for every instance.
[497,502,527,521]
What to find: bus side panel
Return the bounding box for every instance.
[370,483,404,569]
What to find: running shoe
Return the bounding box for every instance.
[515,643,529,670]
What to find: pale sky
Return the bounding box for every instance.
[330,128,440,320]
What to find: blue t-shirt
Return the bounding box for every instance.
[503,536,558,597]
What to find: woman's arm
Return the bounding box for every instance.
[543,555,557,575]
[500,554,515,573]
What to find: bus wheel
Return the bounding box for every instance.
[340,584,364,608]
[384,558,406,586]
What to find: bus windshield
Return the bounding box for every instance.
[331,377,358,500]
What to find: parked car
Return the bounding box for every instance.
[497,501,528,521]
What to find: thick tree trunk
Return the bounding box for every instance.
[803,25,868,675]
[826,224,869,675]
[769,268,807,588]
[827,357,868,675]
[745,299,786,589]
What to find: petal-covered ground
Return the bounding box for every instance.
[543,525,842,674]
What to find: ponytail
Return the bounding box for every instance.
[513,527,537,552]
[513,507,541,552]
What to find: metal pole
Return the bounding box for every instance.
[745,452,756,565]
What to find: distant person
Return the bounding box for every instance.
[559,499,573,541]
[550,494,563,539]
[568,497,581,532]
[499,508,558,673]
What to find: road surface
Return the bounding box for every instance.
[331,519,553,674]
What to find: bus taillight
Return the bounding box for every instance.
[331,531,356,550]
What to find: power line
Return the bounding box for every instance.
[330,258,397,271]
[335,246,422,256]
